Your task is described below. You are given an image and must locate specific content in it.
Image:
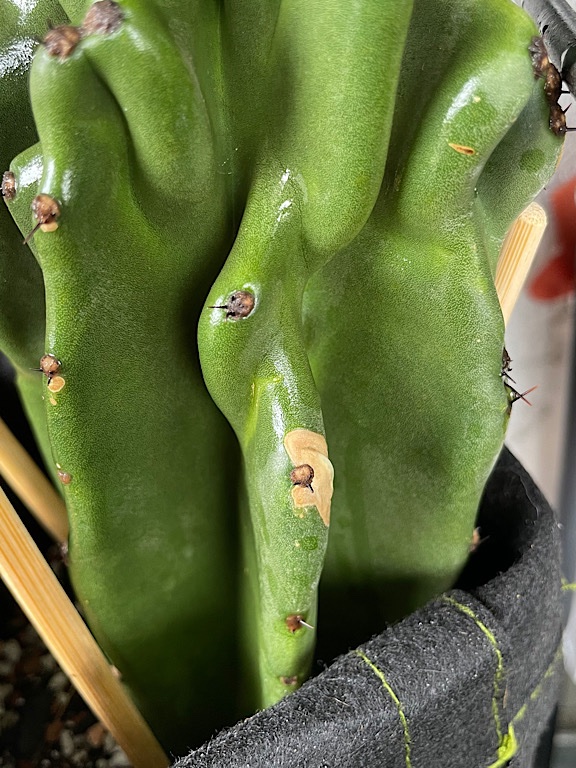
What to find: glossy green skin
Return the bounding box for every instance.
[0,0,563,753]
[198,0,414,707]
[7,2,240,751]
[0,1,67,466]
[305,0,562,652]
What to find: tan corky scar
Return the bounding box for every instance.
[47,375,66,393]
[284,429,334,526]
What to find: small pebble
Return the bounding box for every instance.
[103,732,117,754]
[71,748,89,765]
[45,718,63,744]
[54,690,71,709]
[0,683,14,704]
[60,728,75,757]
[0,660,14,676]
[48,670,68,691]
[108,747,131,766]
[39,653,57,674]
[2,639,22,664]
[1,710,19,729]
[86,722,106,748]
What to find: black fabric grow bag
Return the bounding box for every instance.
[174,449,564,768]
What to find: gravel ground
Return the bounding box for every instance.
[0,548,132,768]
[0,362,134,766]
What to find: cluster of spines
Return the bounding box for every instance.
[501,347,536,414]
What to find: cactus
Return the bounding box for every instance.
[0,0,563,755]
[0,0,68,470]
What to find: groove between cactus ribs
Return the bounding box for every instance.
[355,649,412,768]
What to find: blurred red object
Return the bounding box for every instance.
[529,176,576,300]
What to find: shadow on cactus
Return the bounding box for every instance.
[0,0,563,755]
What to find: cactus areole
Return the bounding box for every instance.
[0,0,563,754]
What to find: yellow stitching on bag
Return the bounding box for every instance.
[356,616,560,768]
[513,645,563,724]
[486,724,517,768]
[356,649,412,768]
[442,596,504,744]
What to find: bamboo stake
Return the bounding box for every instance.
[495,201,547,326]
[0,485,169,768]
[0,417,68,542]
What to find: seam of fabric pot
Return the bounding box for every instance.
[486,724,517,768]
[442,595,505,746]
[513,644,563,724]
[355,649,411,768]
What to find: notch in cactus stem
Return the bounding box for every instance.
[82,0,124,36]
[23,194,60,245]
[285,614,314,633]
[1,171,16,201]
[43,26,82,59]
[209,290,255,320]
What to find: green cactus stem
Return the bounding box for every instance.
[198,1,415,707]
[0,0,564,753]
[6,1,241,751]
[0,0,68,471]
[306,0,561,653]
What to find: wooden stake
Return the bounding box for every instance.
[0,485,169,768]
[0,417,68,542]
[495,202,547,326]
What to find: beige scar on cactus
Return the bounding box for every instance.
[285,429,334,526]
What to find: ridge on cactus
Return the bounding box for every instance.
[0,0,564,755]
